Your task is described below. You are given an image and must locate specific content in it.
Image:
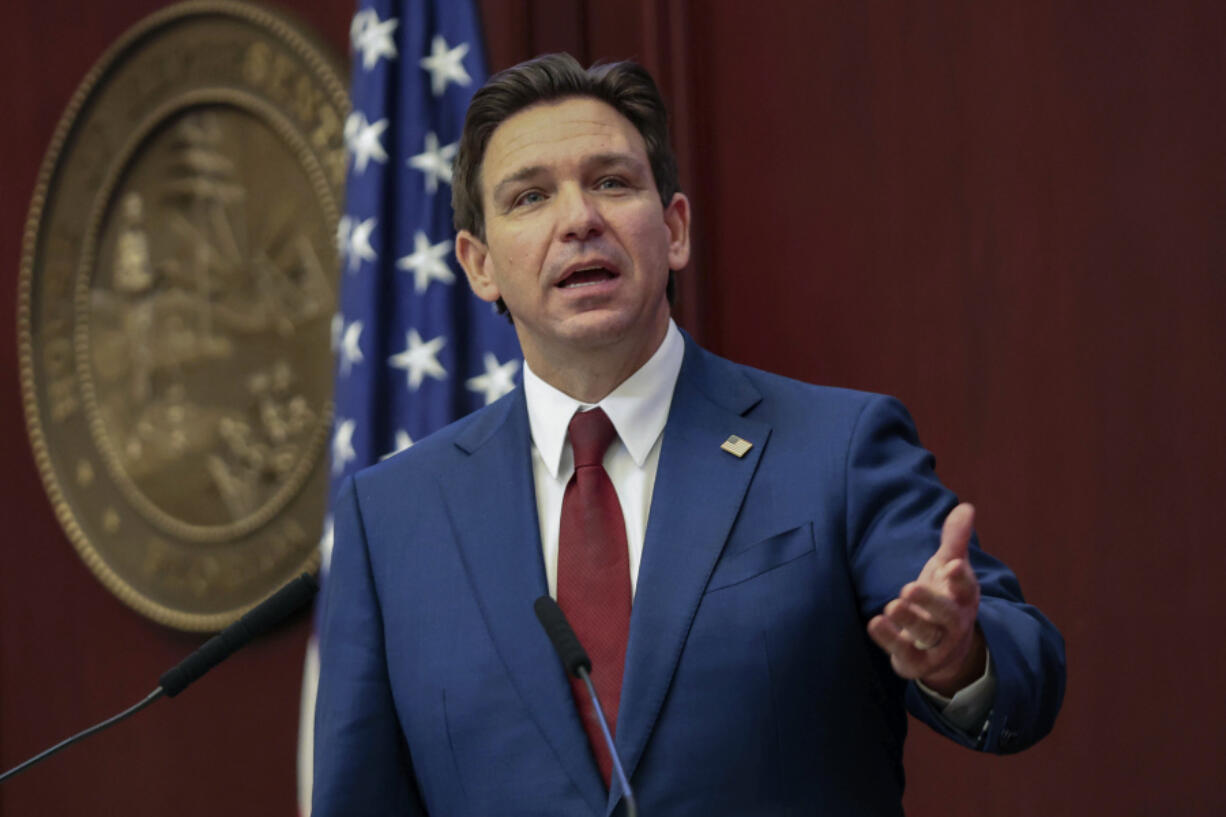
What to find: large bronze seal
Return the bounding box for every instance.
[18,1,349,630]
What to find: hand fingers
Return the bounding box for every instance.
[866,614,937,680]
[908,577,979,626]
[881,598,945,650]
[940,558,980,604]
[867,614,916,658]
[934,502,975,565]
[907,559,980,611]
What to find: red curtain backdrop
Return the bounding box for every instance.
[1,1,1221,814]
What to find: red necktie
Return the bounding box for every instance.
[557,407,631,787]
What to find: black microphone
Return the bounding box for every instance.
[0,573,318,784]
[534,595,592,677]
[160,572,318,696]
[534,596,639,817]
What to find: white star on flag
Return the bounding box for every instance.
[351,9,399,71]
[331,418,357,474]
[319,515,335,575]
[389,329,447,390]
[466,353,521,405]
[419,35,472,97]
[330,313,344,353]
[344,112,389,173]
[348,217,378,272]
[381,430,414,461]
[408,131,458,193]
[336,215,352,259]
[396,231,455,292]
[339,320,365,375]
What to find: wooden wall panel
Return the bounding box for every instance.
[683,2,1225,814]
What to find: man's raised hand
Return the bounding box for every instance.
[866,502,986,697]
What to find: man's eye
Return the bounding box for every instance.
[512,190,545,208]
[597,177,627,190]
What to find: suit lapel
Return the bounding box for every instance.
[609,339,771,812]
[440,390,607,815]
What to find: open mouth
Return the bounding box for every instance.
[556,266,617,288]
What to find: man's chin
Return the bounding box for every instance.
[556,320,632,351]
[556,307,664,350]
[512,300,669,365]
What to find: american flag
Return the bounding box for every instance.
[297,2,520,811]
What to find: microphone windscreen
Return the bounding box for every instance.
[533,595,592,678]
[159,573,318,697]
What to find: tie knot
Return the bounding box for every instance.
[568,408,617,469]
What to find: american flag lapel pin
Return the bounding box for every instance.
[720,434,753,458]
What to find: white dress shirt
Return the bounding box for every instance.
[520,319,993,731]
[524,320,685,599]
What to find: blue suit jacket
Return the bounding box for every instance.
[313,335,1065,816]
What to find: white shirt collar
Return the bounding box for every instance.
[523,319,685,478]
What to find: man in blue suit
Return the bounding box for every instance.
[313,54,1065,816]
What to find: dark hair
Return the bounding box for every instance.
[452,53,681,312]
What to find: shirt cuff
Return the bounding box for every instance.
[915,647,996,733]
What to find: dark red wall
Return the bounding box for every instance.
[680,5,1226,814]
[2,1,1222,814]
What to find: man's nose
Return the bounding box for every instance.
[558,186,604,241]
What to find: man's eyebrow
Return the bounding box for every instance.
[584,152,644,173]
[490,152,648,201]
[491,165,546,202]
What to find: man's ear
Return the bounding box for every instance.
[455,230,500,303]
[664,192,691,270]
